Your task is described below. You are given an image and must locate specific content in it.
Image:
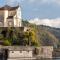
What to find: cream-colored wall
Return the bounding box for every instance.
[0,10,4,16]
[17,18,20,27]
[16,7,22,27]
[8,51,33,58]
[19,18,22,27]
[14,7,22,27]
[4,10,8,27]
[14,15,18,27]
[16,7,21,19]
[0,10,4,27]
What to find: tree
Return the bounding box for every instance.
[24,28,39,46]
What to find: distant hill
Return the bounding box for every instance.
[36,25,59,47]
[22,20,60,47]
[37,25,60,41]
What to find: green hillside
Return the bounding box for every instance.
[23,20,60,47]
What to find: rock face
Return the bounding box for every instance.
[0,5,22,27]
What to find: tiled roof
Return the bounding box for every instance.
[0,5,19,10]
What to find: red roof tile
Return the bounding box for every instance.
[0,5,19,10]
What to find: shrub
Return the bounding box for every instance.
[3,40,11,46]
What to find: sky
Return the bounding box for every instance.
[1,0,60,19]
[0,0,60,28]
[29,18,60,28]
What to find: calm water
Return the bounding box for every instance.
[32,59,60,60]
[32,58,60,60]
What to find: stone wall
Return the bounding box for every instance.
[34,46,53,58]
[0,46,53,60]
[8,51,33,58]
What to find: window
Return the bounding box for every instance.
[27,50,29,53]
[20,50,22,53]
[8,21,12,27]
[12,51,14,53]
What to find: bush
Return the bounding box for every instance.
[3,40,11,46]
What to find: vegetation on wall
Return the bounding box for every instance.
[0,26,39,46]
[0,20,60,47]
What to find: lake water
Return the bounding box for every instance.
[33,58,60,60]
[31,59,60,60]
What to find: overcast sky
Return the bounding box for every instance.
[0,0,60,28]
[0,0,60,19]
[29,18,60,28]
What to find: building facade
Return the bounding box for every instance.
[0,5,21,27]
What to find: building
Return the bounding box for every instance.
[0,5,21,27]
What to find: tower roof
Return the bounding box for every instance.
[0,5,19,10]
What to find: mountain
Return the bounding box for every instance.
[37,25,60,41]
[23,20,60,47]
[36,25,60,47]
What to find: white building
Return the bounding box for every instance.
[0,5,22,27]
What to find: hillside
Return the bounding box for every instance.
[36,25,59,47]
[23,20,60,47]
[38,25,60,40]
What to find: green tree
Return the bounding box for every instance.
[24,28,39,46]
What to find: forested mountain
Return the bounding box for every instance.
[23,20,60,47]
[36,25,59,47]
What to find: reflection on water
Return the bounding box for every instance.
[31,59,60,60]
[28,58,60,60]
[35,59,60,60]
